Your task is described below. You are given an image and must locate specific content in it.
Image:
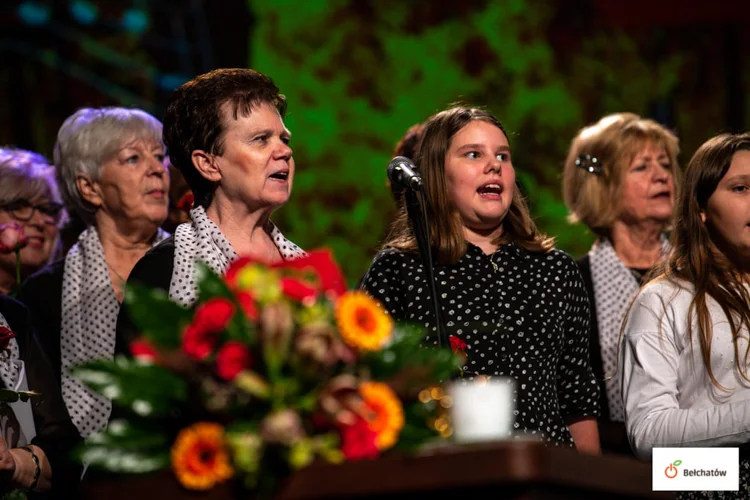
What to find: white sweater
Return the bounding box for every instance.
[620,278,750,460]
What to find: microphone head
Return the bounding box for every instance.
[388,156,415,171]
[387,156,422,189]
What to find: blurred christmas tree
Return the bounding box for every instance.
[250,0,684,283]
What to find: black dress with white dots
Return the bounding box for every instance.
[359,241,600,447]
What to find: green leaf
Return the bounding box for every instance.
[72,356,188,417]
[1,489,27,500]
[195,261,235,301]
[392,401,443,452]
[124,283,191,349]
[75,419,170,474]
[362,323,459,383]
[673,460,682,466]
[226,312,256,344]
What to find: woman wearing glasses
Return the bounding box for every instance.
[18,107,170,440]
[0,148,67,295]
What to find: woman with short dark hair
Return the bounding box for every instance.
[119,68,305,321]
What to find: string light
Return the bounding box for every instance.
[420,386,454,438]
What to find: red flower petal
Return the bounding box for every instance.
[280,277,318,302]
[182,324,218,361]
[449,335,467,353]
[130,338,158,362]
[235,292,258,321]
[215,341,252,381]
[193,298,235,333]
[273,249,347,299]
[0,222,27,254]
[340,416,380,461]
[176,192,194,213]
[0,326,16,350]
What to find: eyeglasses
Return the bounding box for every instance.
[0,198,65,223]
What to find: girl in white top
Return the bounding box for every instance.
[621,133,750,487]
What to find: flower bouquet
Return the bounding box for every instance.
[72,251,459,496]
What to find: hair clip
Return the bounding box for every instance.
[575,154,602,175]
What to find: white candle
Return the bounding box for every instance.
[447,377,515,443]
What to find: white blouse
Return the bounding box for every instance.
[620,278,750,460]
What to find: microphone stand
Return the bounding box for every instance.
[404,187,449,350]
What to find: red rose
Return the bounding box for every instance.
[273,249,347,299]
[182,324,218,361]
[340,416,379,461]
[193,298,235,333]
[0,222,28,254]
[176,192,194,214]
[215,341,252,381]
[280,277,317,302]
[449,335,467,366]
[0,327,16,350]
[235,292,258,321]
[449,335,467,353]
[130,338,158,362]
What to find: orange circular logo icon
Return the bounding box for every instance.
[665,459,682,478]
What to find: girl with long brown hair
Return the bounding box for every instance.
[360,105,601,453]
[621,133,750,494]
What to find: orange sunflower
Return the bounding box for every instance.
[335,291,393,351]
[171,422,234,490]
[359,381,404,450]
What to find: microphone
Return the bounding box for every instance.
[387,156,422,190]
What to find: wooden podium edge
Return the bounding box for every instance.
[280,441,671,499]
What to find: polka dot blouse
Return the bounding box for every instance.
[360,242,601,447]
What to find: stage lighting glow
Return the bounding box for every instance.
[158,74,189,90]
[122,9,150,34]
[17,2,51,26]
[70,1,98,25]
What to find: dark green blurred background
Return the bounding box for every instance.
[2,0,749,283]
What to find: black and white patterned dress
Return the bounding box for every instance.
[360,242,600,447]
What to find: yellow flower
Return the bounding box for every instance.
[335,291,393,351]
[171,422,234,491]
[359,381,404,450]
[226,260,282,304]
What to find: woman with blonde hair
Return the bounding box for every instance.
[563,113,679,454]
[361,105,601,453]
[621,133,750,497]
[0,148,67,294]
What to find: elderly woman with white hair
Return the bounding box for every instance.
[18,107,170,439]
[0,148,67,294]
